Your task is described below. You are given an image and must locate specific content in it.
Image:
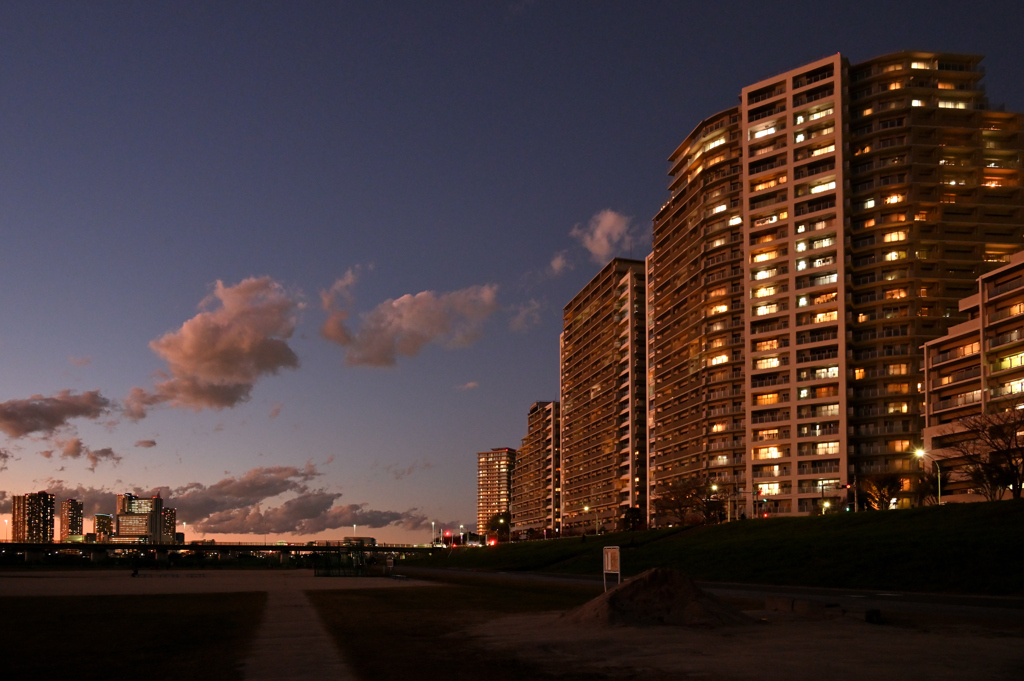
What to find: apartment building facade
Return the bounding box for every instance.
[648,50,1023,518]
[12,491,55,543]
[60,498,84,541]
[922,250,1024,500]
[560,258,647,533]
[476,447,515,535]
[510,401,561,538]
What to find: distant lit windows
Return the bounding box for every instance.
[912,99,925,107]
[809,107,833,121]
[887,363,909,375]
[754,285,777,298]
[753,250,779,263]
[712,204,727,214]
[710,304,729,315]
[705,137,726,152]
[886,382,910,394]
[854,368,866,380]
[810,181,836,194]
[709,286,728,298]
[755,356,781,369]
[754,446,782,459]
[884,194,905,204]
[911,61,932,70]
[885,250,907,261]
[884,230,908,242]
[709,354,729,366]
[812,310,838,324]
[753,126,776,139]
[754,303,779,316]
[754,268,777,280]
[888,81,903,90]
[729,215,743,226]
[885,288,909,299]
[858,198,876,210]
[939,100,967,109]
[811,144,835,157]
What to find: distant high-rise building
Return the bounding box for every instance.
[161,508,177,544]
[60,499,84,541]
[115,494,164,543]
[511,401,561,538]
[476,447,515,535]
[94,513,113,540]
[12,491,55,543]
[560,258,647,534]
[648,51,1023,520]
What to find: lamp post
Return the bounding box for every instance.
[431,520,435,546]
[916,449,941,505]
[459,524,464,546]
[498,517,505,542]
[583,505,590,535]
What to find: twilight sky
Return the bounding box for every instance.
[1,1,1022,543]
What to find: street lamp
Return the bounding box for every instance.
[431,520,435,546]
[916,449,941,505]
[459,524,464,546]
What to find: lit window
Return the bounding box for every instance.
[911,61,932,70]
[753,250,778,263]
[885,250,907,261]
[859,107,873,117]
[756,393,780,405]
[754,286,776,298]
[709,354,729,366]
[810,181,836,194]
[797,296,809,307]
[796,241,807,252]
[809,108,833,121]
[939,100,967,109]
[755,446,782,459]
[857,313,869,323]
[711,421,727,432]
[812,311,838,324]
[885,288,908,299]
[888,81,903,90]
[728,215,742,226]
[861,199,876,209]
[754,268,776,280]
[710,304,728,315]
[884,230,907,242]
[797,260,808,271]
[754,127,776,139]
[795,114,806,124]
[854,368,865,380]
[755,303,779,316]
[887,402,909,414]
[887,363,909,375]
[886,383,910,394]
[755,357,781,369]
[884,194,905,204]
[712,204,727,214]
[912,99,925,107]
[709,286,727,298]
[938,82,955,90]
[705,137,726,152]
[811,144,836,157]
[795,132,806,143]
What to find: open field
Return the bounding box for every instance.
[0,569,1021,680]
[0,591,265,680]
[413,501,1024,594]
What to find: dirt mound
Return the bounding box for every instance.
[562,568,754,628]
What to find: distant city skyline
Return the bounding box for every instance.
[2,3,1024,543]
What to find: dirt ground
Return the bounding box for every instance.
[470,608,1024,681]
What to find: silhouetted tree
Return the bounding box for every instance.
[653,477,716,525]
[487,511,511,542]
[938,400,1024,500]
[860,473,904,510]
[620,506,646,532]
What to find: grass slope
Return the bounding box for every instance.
[414,501,1024,594]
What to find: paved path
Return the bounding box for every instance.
[243,588,357,681]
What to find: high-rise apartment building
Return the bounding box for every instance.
[923,250,1024,501]
[560,258,647,533]
[60,498,84,542]
[648,107,748,524]
[511,401,561,538]
[649,51,1022,519]
[12,491,55,543]
[94,513,113,540]
[476,447,515,535]
[115,493,166,543]
[161,508,177,544]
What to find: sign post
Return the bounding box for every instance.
[602,546,621,592]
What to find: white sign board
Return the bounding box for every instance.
[603,546,621,592]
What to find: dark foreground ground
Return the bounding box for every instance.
[1,565,1022,681]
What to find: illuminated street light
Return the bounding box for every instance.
[916,449,941,505]
[431,520,435,546]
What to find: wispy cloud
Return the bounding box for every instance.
[383,458,433,481]
[456,381,479,391]
[69,356,91,367]
[0,448,12,471]
[268,403,283,419]
[40,437,121,472]
[134,439,157,448]
[125,277,301,419]
[570,209,634,264]
[321,282,499,367]
[549,252,571,275]
[509,299,542,333]
[0,390,111,438]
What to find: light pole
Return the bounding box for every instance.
[916,449,941,505]
[431,520,435,546]
[459,524,464,546]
